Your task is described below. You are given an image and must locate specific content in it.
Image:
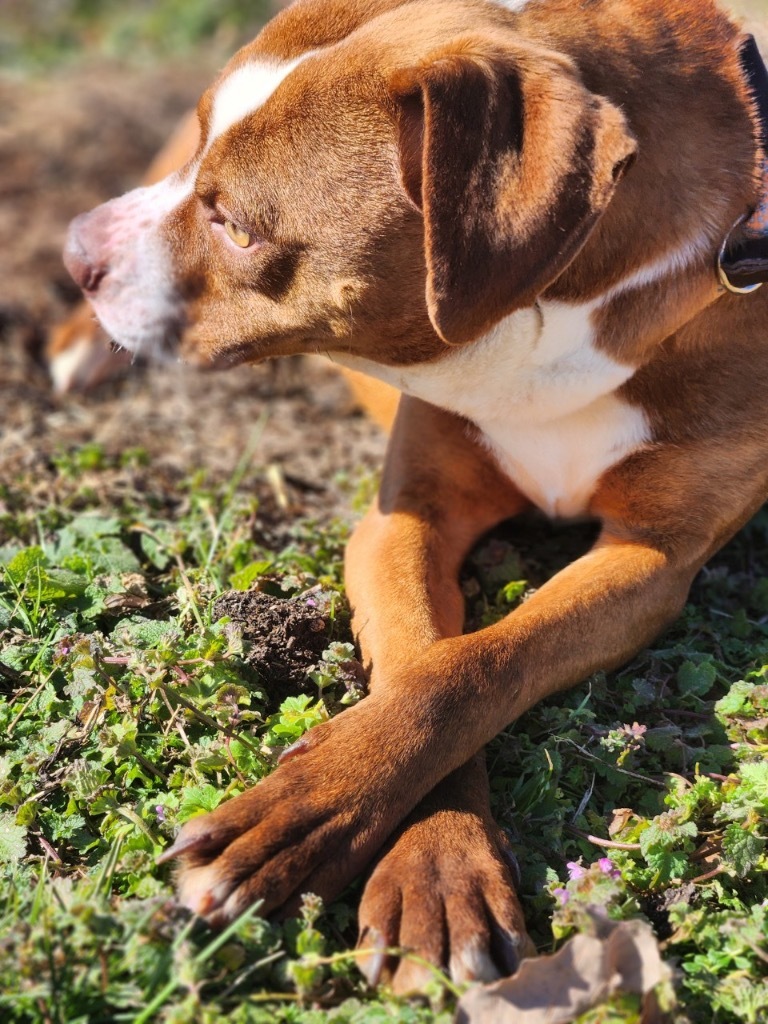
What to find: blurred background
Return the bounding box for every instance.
[1,0,272,70]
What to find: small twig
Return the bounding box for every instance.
[662,709,711,721]
[266,463,290,511]
[246,993,303,1004]
[218,952,287,1000]
[17,782,61,810]
[567,826,642,851]
[571,772,596,822]
[132,749,168,784]
[747,942,768,967]
[224,734,248,787]
[690,839,722,862]
[37,834,62,864]
[158,688,192,749]
[8,673,51,735]
[560,738,666,788]
[691,865,726,884]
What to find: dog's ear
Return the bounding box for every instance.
[389,35,637,344]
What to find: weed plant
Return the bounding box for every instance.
[0,441,766,1022]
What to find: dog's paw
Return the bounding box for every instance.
[158,702,412,924]
[47,302,130,392]
[356,809,535,995]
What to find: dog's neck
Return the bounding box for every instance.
[330,8,768,520]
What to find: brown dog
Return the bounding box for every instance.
[57,0,768,994]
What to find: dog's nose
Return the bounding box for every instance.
[64,211,109,294]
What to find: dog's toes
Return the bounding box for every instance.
[448,937,500,986]
[47,306,130,392]
[356,872,401,983]
[443,884,501,986]
[176,863,225,916]
[171,819,314,920]
[357,811,534,994]
[389,880,451,995]
[161,713,392,926]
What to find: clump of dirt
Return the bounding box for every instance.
[213,587,363,705]
[641,882,698,941]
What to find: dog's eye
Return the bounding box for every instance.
[224,220,252,248]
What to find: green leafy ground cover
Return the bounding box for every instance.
[0,440,767,1022]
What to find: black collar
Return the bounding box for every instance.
[718,34,768,294]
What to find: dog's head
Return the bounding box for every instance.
[64,2,636,369]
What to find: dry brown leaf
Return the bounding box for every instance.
[455,918,670,1024]
[608,807,635,836]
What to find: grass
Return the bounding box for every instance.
[0,443,459,1023]
[0,439,767,1022]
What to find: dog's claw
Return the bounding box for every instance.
[493,926,536,977]
[278,737,310,764]
[356,926,389,987]
[156,829,214,864]
[496,828,523,886]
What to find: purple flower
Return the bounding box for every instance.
[155,805,166,822]
[553,887,570,905]
[305,598,317,608]
[567,861,585,880]
[597,856,621,879]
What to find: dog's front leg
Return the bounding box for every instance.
[350,510,702,986]
[162,411,709,983]
[344,399,535,991]
[160,400,529,933]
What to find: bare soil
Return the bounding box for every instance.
[213,587,365,704]
[0,62,386,525]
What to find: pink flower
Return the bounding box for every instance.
[597,856,621,879]
[567,861,585,880]
[553,887,570,905]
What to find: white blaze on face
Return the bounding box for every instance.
[206,55,312,150]
[491,0,532,12]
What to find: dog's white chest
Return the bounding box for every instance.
[334,301,650,518]
[481,389,649,518]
